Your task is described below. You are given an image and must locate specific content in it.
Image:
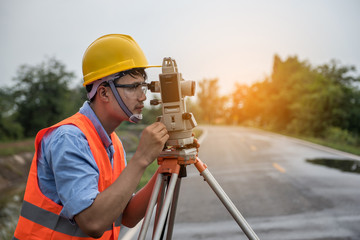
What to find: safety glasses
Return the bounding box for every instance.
[105,82,148,99]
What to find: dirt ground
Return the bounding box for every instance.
[0,152,32,193]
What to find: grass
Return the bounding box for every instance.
[0,186,24,240]
[246,125,360,157]
[297,135,360,156]
[137,161,159,190]
[0,139,34,157]
[255,127,360,156]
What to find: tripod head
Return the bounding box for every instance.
[148,57,198,161]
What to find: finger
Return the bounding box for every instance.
[144,123,157,133]
[152,122,166,133]
[159,129,168,139]
[160,133,169,142]
[157,126,168,136]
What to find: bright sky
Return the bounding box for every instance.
[1,0,359,94]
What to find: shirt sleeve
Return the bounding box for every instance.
[43,125,100,220]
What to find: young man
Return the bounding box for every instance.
[13,34,169,239]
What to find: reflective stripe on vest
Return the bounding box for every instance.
[13,112,126,240]
[18,200,122,237]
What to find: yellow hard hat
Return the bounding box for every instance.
[82,34,160,86]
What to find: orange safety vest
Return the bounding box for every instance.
[13,112,126,240]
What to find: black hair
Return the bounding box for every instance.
[115,68,148,83]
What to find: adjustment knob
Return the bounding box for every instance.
[182,112,192,120]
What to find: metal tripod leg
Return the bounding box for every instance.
[165,176,182,240]
[138,172,179,240]
[153,173,178,240]
[138,173,163,240]
[195,158,260,240]
[153,175,167,238]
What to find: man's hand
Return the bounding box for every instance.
[134,122,169,167]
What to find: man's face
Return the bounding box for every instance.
[112,73,147,119]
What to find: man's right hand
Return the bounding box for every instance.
[134,122,169,167]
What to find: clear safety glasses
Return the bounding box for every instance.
[112,82,148,99]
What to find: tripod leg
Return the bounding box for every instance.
[195,158,260,240]
[166,164,186,240]
[153,175,167,237]
[156,175,170,240]
[166,176,182,240]
[138,173,163,240]
[153,173,178,240]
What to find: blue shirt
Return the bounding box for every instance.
[37,101,126,220]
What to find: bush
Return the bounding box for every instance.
[325,127,358,145]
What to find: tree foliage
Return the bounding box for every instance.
[227,55,360,140]
[0,88,23,140]
[0,57,85,140]
[197,78,227,124]
[193,55,360,146]
[12,57,83,137]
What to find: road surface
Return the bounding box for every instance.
[121,125,360,240]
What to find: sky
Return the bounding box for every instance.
[1,0,359,95]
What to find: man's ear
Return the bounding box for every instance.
[97,85,110,102]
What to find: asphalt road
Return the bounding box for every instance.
[121,125,360,240]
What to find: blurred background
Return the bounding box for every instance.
[1,0,360,239]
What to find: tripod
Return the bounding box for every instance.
[137,147,260,240]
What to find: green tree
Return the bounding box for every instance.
[140,105,162,125]
[232,54,360,141]
[68,84,89,114]
[316,60,360,134]
[0,88,23,140]
[229,83,249,125]
[265,55,312,131]
[12,57,78,137]
[197,78,226,124]
[240,80,272,127]
[186,97,201,123]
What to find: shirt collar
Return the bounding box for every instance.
[79,101,112,149]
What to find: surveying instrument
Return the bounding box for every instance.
[138,58,259,240]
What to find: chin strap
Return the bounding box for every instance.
[108,80,142,123]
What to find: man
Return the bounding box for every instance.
[13,34,169,239]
